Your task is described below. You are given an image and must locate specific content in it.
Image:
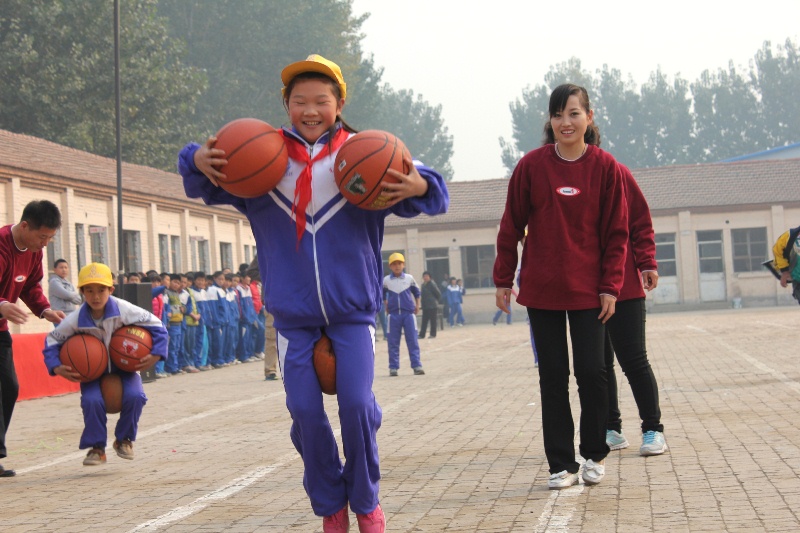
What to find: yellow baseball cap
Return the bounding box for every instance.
[78,262,114,288]
[388,253,405,264]
[281,54,347,100]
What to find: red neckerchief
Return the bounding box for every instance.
[280,128,349,246]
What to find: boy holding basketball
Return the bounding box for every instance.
[179,54,448,532]
[43,263,168,466]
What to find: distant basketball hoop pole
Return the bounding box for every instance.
[114,0,124,277]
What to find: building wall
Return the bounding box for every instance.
[2,180,255,335]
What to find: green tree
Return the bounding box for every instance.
[0,0,206,169]
[157,0,454,179]
[691,63,764,161]
[751,38,800,148]
[359,85,454,180]
[636,68,694,166]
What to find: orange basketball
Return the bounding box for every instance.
[313,333,336,395]
[109,326,154,373]
[100,373,123,414]
[334,130,411,210]
[213,118,288,198]
[59,334,108,382]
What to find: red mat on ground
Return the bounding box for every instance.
[14,332,79,400]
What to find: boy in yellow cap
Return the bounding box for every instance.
[43,263,168,466]
[383,253,424,377]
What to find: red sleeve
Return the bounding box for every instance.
[598,163,629,298]
[493,157,531,289]
[622,166,657,272]
[19,252,51,317]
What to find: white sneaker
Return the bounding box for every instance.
[582,459,605,485]
[640,431,668,456]
[606,429,630,451]
[548,470,579,489]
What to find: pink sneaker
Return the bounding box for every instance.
[322,505,350,533]
[356,503,385,533]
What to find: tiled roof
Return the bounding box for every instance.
[2,129,798,224]
[0,129,229,214]
[632,159,800,211]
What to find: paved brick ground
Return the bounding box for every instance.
[3,306,800,532]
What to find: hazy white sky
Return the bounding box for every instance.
[350,0,800,181]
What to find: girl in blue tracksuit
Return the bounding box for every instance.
[178,54,448,531]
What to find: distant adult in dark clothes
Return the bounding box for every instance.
[0,200,66,477]
[418,271,441,339]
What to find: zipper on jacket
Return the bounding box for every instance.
[307,141,330,326]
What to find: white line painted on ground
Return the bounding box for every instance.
[687,325,800,396]
[535,484,585,532]
[755,320,792,330]
[16,391,285,475]
[126,373,473,531]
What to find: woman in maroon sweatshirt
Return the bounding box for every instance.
[493,84,629,489]
[604,165,668,457]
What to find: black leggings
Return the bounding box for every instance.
[0,331,18,458]
[605,298,663,433]
[528,308,609,474]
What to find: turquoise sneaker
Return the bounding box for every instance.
[640,431,668,456]
[606,429,629,450]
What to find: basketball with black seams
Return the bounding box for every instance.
[213,118,288,198]
[334,130,411,210]
[109,326,154,372]
[59,334,108,382]
[313,333,336,395]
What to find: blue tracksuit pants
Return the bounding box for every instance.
[254,312,266,354]
[387,312,421,370]
[277,323,382,517]
[79,372,146,449]
[224,324,238,363]
[207,325,223,366]
[166,323,184,373]
[184,325,200,368]
[195,326,209,368]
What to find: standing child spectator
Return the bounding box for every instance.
[248,269,267,361]
[43,262,167,466]
[446,277,465,327]
[0,200,65,477]
[182,273,203,373]
[223,273,240,365]
[439,273,451,327]
[206,271,227,368]
[235,273,258,363]
[149,275,168,378]
[383,253,424,376]
[493,83,628,489]
[49,259,82,317]
[418,271,441,339]
[165,274,194,374]
[179,54,447,532]
[189,272,210,370]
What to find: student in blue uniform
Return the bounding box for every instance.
[178,54,448,532]
[43,263,167,466]
[383,253,424,376]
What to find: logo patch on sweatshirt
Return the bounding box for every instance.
[556,186,581,197]
[14,275,26,283]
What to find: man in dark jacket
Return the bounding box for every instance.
[419,271,442,339]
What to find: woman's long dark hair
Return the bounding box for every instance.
[541,84,601,147]
[283,71,358,152]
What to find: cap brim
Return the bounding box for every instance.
[281,60,338,86]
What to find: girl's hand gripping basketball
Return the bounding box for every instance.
[381,155,429,207]
[194,137,229,187]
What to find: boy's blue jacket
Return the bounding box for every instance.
[179,126,449,329]
[43,296,169,375]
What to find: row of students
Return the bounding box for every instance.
[149,271,267,377]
